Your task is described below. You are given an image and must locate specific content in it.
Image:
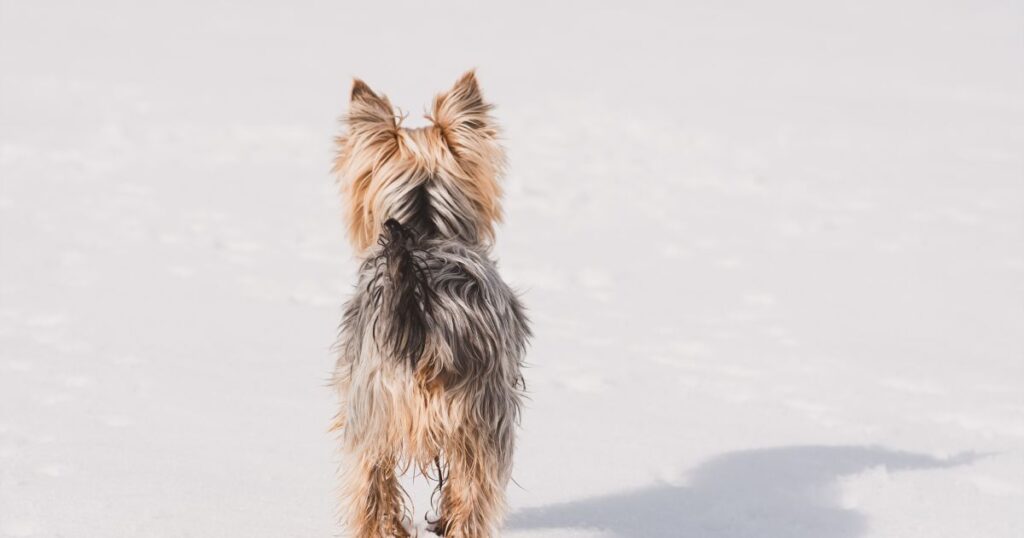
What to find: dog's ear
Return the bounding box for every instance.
[335,79,398,252]
[429,70,505,239]
[431,70,502,169]
[347,78,396,137]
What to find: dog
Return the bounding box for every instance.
[330,71,530,537]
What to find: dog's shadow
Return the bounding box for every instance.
[507,445,977,537]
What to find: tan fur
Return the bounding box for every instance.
[334,342,512,537]
[333,71,505,253]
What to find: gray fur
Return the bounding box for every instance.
[334,232,530,536]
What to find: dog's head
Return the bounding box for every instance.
[333,71,505,253]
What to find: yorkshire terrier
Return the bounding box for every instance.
[331,71,530,537]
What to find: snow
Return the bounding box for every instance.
[1,1,1022,536]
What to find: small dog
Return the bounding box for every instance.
[331,71,530,537]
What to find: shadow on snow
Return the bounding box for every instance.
[508,445,977,537]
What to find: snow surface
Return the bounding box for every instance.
[2,1,1023,536]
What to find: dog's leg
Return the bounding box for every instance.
[438,427,512,538]
[424,456,449,535]
[340,447,410,538]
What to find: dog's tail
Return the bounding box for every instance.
[377,218,435,367]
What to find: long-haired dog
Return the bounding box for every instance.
[330,71,530,537]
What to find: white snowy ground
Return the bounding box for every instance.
[1,1,1022,536]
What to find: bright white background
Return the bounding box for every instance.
[1,1,1022,536]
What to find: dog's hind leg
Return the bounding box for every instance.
[437,425,513,538]
[339,446,411,538]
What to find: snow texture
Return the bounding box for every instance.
[1,1,1022,537]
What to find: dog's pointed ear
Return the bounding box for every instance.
[335,78,399,252]
[431,70,501,160]
[347,78,396,134]
[429,70,506,237]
